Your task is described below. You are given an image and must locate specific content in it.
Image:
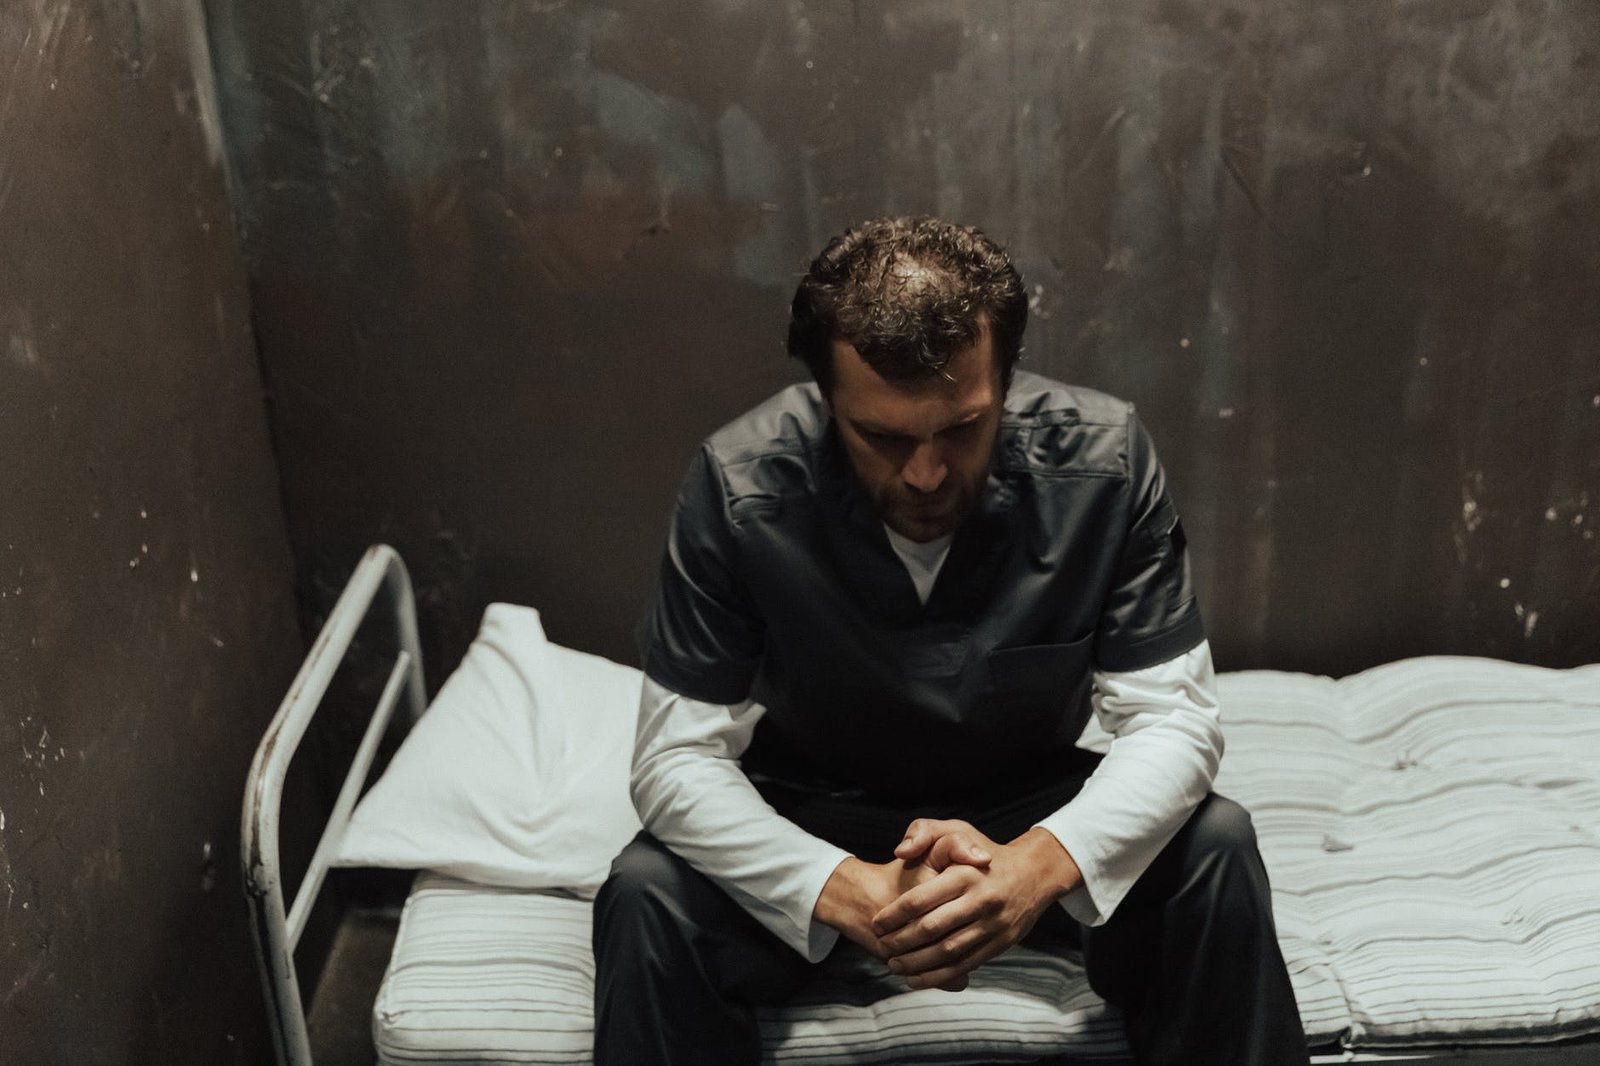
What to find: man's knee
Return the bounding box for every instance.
[596,831,750,948]
[1174,794,1276,926]
[1188,793,1259,859]
[594,831,806,1011]
[597,832,686,924]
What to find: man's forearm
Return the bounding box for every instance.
[1037,640,1223,925]
[631,679,851,961]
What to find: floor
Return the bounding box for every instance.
[306,909,400,1066]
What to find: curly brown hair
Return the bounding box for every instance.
[786,216,1028,393]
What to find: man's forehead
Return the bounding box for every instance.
[828,338,999,424]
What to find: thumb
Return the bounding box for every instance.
[929,833,992,871]
[894,822,934,861]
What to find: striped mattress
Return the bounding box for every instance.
[372,656,1600,1063]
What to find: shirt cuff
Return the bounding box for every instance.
[801,854,852,962]
[1032,815,1109,926]
[720,824,851,962]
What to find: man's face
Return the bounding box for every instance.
[826,327,1004,543]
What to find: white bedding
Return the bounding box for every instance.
[366,651,1600,1062]
[1214,657,1600,1049]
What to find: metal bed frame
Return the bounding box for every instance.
[240,544,1597,1066]
[242,544,428,1066]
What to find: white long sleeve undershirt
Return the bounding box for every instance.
[629,532,1223,962]
[630,678,852,960]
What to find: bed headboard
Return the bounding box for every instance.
[240,544,428,1066]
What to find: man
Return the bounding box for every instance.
[593,216,1307,1064]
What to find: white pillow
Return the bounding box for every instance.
[334,604,643,896]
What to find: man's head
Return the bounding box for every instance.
[786,217,1027,542]
[786,216,1028,394]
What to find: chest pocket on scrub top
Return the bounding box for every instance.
[987,634,1093,696]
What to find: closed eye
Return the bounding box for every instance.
[858,421,980,446]
[939,420,982,439]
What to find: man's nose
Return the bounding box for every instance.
[902,441,947,494]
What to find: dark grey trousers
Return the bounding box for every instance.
[592,751,1308,1065]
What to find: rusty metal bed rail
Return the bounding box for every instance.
[241,544,427,1066]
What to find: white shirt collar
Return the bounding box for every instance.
[882,525,954,604]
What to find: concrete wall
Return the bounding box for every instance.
[0,1,302,1061]
[0,1,1589,1059]
[210,0,1599,682]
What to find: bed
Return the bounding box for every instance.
[243,545,1600,1064]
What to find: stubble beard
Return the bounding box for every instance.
[879,481,975,542]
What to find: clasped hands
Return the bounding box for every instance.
[815,819,1081,993]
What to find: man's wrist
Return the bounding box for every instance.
[813,855,869,930]
[1012,826,1083,900]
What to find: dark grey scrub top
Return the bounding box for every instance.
[639,371,1204,805]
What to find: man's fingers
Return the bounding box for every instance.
[894,818,973,862]
[887,921,993,978]
[902,938,1009,992]
[877,892,991,955]
[893,822,934,862]
[870,867,977,939]
[928,832,992,870]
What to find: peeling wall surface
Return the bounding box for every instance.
[0,1,302,1061]
[211,0,1599,680]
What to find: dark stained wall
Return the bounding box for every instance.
[0,0,302,1061]
[210,0,1600,680]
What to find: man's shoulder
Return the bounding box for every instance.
[1004,369,1133,427]
[699,383,830,503]
[703,382,827,460]
[1001,370,1139,478]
